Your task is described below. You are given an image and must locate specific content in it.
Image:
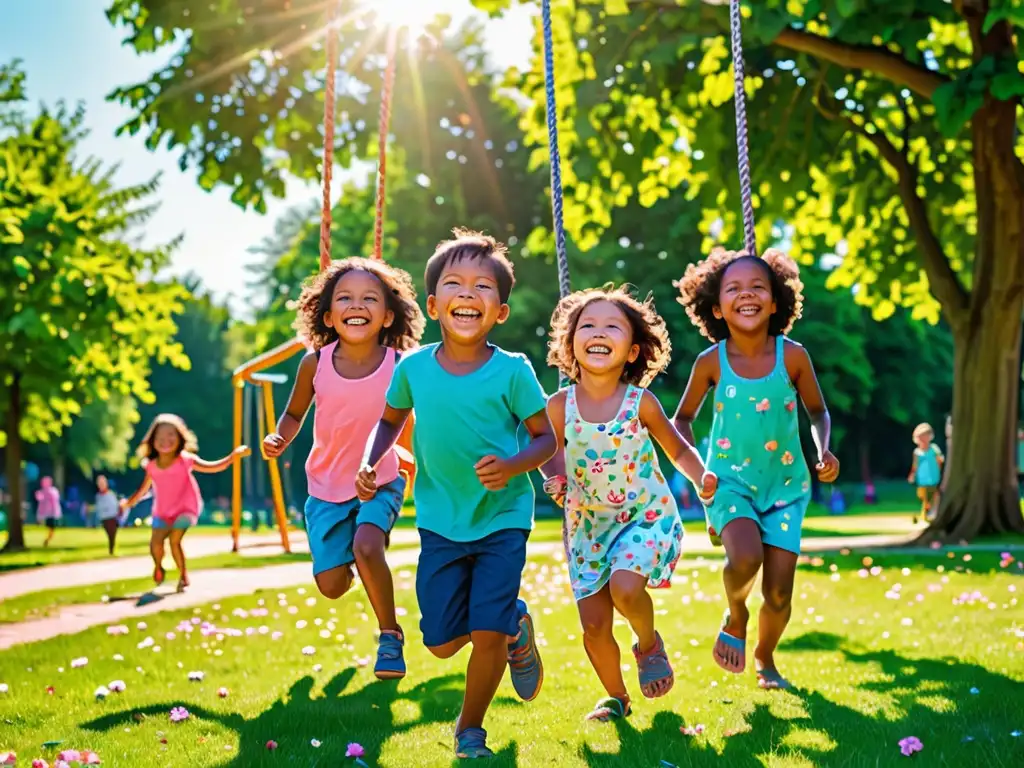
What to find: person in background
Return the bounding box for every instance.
[95,475,121,555]
[35,476,62,547]
[908,422,944,524]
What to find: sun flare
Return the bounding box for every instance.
[369,0,461,36]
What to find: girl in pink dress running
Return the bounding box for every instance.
[121,414,248,592]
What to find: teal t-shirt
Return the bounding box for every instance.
[386,343,548,542]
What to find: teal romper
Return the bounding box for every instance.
[704,336,811,554]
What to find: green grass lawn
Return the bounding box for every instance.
[1,546,1021,767]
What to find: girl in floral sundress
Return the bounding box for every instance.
[674,248,840,691]
[542,286,717,722]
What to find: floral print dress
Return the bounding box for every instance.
[703,335,812,552]
[563,384,684,602]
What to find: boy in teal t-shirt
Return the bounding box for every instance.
[358,229,556,759]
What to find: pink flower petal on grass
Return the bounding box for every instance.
[32,759,49,768]
[169,707,190,723]
[217,687,229,698]
[82,751,102,765]
[57,751,81,764]
[898,736,923,756]
[265,741,277,751]
[0,752,16,766]
[345,743,365,758]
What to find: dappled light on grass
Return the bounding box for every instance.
[0,541,1020,765]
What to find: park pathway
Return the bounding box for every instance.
[2,529,1018,651]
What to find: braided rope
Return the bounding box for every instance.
[374,28,399,261]
[729,0,757,256]
[319,3,339,272]
[541,0,571,301]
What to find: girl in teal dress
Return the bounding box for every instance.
[543,286,716,722]
[674,249,840,690]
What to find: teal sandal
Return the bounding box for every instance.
[455,727,494,759]
[713,611,746,674]
[585,695,631,723]
[633,632,674,699]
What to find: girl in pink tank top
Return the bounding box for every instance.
[122,414,249,592]
[264,257,424,680]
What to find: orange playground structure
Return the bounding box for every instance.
[229,338,305,553]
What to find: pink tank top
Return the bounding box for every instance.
[145,454,202,524]
[306,342,400,503]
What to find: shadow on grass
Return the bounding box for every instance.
[80,668,522,767]
[577,632,1022,767]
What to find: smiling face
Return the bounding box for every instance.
[714,258,777,335]
[914,430,933,450]
[153,423,183,457]
[572,299,639,378]
[97,475,109,493]
[323,269,394,347]
[426,256,509,345]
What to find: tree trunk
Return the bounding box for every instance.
[929,304,1023,540]
[2,373,26,552]
[921,80,1024,541]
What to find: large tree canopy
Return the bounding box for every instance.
[103,0,1021,539]
[0,62,189,550]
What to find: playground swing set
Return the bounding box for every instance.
[225,0,759,555]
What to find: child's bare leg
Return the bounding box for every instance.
[715,519,764,672]
[754,544,798,689]
[609,571,656,654]
[458,630,508,731]
[314,564,354,600]
[353,524,398,631]
[578,588,628,704]
[150,529,170,584]
[168,529,188,588]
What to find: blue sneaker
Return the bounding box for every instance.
[455,727,494,759]
[374,629,406,680]
[507,599,543,702]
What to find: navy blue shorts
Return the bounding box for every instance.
[416,528,528,648]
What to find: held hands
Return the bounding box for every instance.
[355,465,378,501]
[816,450,840,483]
[542,475,568,508]
[475,455,511,491]
[263,433,287,458]
[697,471,718,504]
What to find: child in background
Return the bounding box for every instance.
[264,257,425,680]
[35,476,62,547]
[908,422,943,524]
[94,475,121,555]
[542,286,716,722]
[121,414,248,592]
[674,248,840,690]
[358,230,556,759]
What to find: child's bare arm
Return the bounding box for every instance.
[908,453,919,483]
[642,391,706,484]
[476,408,557,491]
[264,353,316,457]
[672,350,716,445]
[540,392,567,480]
[121,475,153,508]
[192,447,249,474]
[789,343,839,482]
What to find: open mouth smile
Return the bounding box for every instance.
[586,344,612,355]
[451,308,482,320]
[343,317,370,326]
[736,305,761,317]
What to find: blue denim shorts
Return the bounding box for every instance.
[304,476,405,576]
[416,527,528,647]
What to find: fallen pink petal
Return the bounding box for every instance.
[345,743,365,758]
[898,736,923,756]
[57,750,81,764]
[0,752,15,766]
[169,707,190,723]
[265,741,278,751]
[32,759,49,768]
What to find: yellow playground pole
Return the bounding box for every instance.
[255,374,291,553]
[231,381,244,552]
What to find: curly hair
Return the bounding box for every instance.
[293,257,425,352]
[425,228,515,303]
[676,248,804,342]
[547,284,672,388]
[136,413,198,461]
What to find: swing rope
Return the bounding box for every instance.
[320,6,398,269]
[374,29,399,261]
[541,0,572,301]
[319,3,340,272]
[729,0,757,256]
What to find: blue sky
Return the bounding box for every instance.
[2,1,533,313]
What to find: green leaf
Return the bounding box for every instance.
[605,0,630,16]
[931,81,982,138]
[989,72,1024,101]
[982,6,1024,34]
[11,254,31,277]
